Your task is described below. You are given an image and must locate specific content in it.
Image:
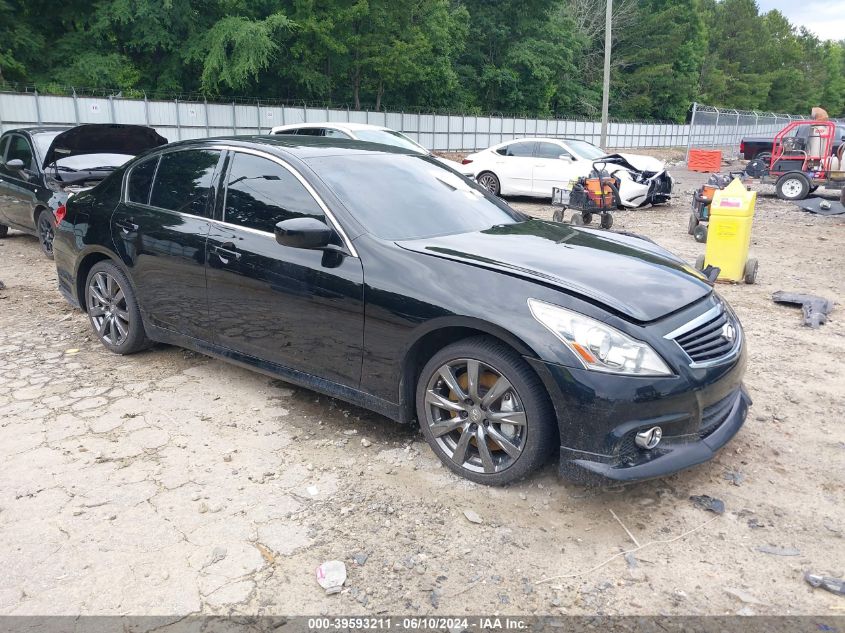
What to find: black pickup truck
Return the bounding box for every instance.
[740,123,845,160]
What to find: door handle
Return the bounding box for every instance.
[115,219,139,233]
[211,243,242,263]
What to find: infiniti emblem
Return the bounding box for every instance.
[722,322,736,341]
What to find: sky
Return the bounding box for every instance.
[757,0,845,41]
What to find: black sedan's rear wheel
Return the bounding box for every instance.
[85,261,151,354]
[0,224,8,238]
[416,336,556,485]
[36,210,56,259]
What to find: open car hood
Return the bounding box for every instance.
[42,124,167,168]
[397,220,711,322]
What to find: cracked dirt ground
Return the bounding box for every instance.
[0,165,844,617]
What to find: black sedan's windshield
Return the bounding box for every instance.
[306,154,525,240]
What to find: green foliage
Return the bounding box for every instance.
[2,0,844,120]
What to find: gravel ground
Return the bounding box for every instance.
[0,158,843,617]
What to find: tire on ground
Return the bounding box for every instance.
[85,260,152,355]
[415,335,558,486]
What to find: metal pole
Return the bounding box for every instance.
[232,101,237,135]
[175,97,181,140]
[143,92,150,126]
[685,102,697,161]
[34,89,42,126]
[204,98,210,138]
[257,99,262,134]
[72,88,80,124]
[599,0,612,148]
[108,95,116,123]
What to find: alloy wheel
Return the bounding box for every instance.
[477,173,499,195]
[423,358,527,474]
[38,213,54,256]
[87,272,130,346]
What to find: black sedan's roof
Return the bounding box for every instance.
[159,134,422,160]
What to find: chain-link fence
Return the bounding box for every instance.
[0,85,824,156]
[684,103,812,159]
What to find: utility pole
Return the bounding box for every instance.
[600,0,612,149]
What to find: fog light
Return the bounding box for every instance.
[635,426,662,450]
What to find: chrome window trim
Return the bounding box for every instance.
[119,144,358,258]
[205,144,358,257]
[664,303,742,369]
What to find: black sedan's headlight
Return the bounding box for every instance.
[528,299,672,376]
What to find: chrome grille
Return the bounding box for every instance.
[669,304,739,365]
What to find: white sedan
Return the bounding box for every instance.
[459,137,672,206]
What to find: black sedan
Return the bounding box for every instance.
[0,124,166,257]
[53,136,750,485]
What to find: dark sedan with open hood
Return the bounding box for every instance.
[53,136,749,485]
[0,124,166,257]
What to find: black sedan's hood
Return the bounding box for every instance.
[42,124,167,168]
[397,220,712,322]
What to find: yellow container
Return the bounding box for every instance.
[703,178,758,284]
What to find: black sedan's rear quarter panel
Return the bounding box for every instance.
[54,171,125,308]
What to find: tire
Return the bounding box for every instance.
[775,173,810,201]
[688,213,699,235]
[695,255,705,271]
[743,258,758,285]
[0,224,8,238]
[755,152,772,164]
[36,209,56,259]
[85,260,151,355]
[570,213,584,226]
[476,171,501,196]
[600,213,613,229]
[552,209,565,223]
[582,212,593,225]
[416,336,557,486]
[693,224,708,243]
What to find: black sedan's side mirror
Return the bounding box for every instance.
[4,159,25,171]
[275,217,334,249]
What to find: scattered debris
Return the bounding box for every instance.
[64,349,80,355]
[463,509,483,525]
[690,494,725,515]
[353,552,368,566]
[773,291,835,328]
[208,546,227,566]
[306,485,319,497]
[756,545,801,557]
[361,438,372,448]
[316,560,346,594]
[0,280,5,290]
[723,470,745,486]
[429,588,442,609]
[724,586,766,605]
[804,572,845,596]
[255,543,276,565]
[795,197,845,216]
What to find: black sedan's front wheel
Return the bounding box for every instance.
[85,261,151,354]
[36,210,56,259]
[416,336,556,485]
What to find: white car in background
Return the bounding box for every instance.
[459,137,672,207]
[270,122,456,168]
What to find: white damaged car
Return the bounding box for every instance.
[459,137,673,207]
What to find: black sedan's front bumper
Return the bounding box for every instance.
[528,344,749,485]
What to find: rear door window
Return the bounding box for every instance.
[149,149,220,217]
[126,156,159,204]
[295,128,325,136]
[223,153,325,233]
[496,142,535,157]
